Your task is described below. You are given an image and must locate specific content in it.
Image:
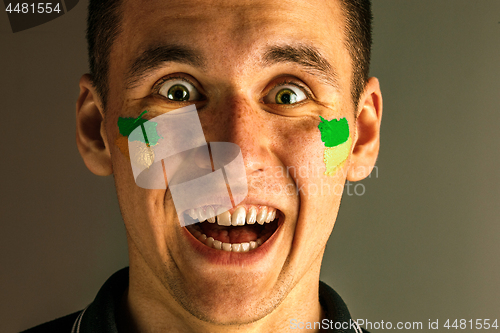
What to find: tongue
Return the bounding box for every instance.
[200,223,262,243]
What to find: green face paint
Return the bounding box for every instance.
[117,110,162,145]
[115,111,162,168]
[318,116,352,176]
[318,116,349,147]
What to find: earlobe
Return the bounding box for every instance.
[76,74,113,176]
[347,77,383,182]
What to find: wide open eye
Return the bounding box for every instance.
[263,84,307,105]
[158,79,201,102]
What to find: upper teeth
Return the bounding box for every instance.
[187,205,278,226]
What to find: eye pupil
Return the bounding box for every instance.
[280,93,291,104]
[174,89,184,100]
[167,85,190,101]
[276,89,297,104]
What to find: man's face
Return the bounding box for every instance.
[104,0,357,324]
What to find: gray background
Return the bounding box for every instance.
[1,1,499,332]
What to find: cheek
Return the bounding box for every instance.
[273,116,350,178]
[106,115,164,238]
[272,118,329,187]
[272,116,348,208]
[272,118,345,248]
[274,118,323,166]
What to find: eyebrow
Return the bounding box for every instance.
[262,44,339,89]
[125,45,205,89]
[125,44,338,90]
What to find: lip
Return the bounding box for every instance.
[181,208,285,266]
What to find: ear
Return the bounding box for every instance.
[76,74,113,176]
[347,77,383,182]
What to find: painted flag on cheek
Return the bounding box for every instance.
[318,116,352,176]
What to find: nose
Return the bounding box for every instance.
[201,96,273,176]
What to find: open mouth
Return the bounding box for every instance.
[185,205,281,252]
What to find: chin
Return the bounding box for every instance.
[182,292,275,325]
[162,265,287,326]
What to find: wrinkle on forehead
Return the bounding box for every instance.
[121,0,342,51]
[114,0,349,95]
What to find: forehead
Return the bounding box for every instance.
[116,0,348,68]
[121,0,343,39]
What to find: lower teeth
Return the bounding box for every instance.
[190,229,266,252]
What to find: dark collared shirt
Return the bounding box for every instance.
[22,267,368,332]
